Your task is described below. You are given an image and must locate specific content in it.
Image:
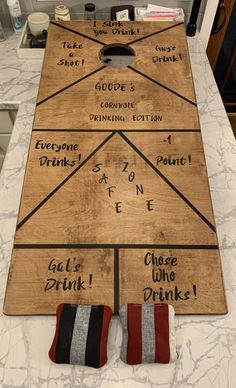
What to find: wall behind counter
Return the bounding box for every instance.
[0,0,206,29]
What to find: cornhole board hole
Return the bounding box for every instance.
[4,21,227,315]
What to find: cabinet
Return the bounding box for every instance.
[0,110,17,171]
[207,0,235,69]
[207,0,236,134]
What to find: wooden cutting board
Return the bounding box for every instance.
[4,21,227,315]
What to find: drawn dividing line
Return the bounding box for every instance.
[32,129,117,133]
[32,129,201,133]
[16,131,116,231]
[50,21,106,46]
[114,248,120,314]
[36,65,106,107]
[14,244,219,250]
[127,65,197,107]
[120,129,201,133]
[118,131,216,233]
[128,22,183,45]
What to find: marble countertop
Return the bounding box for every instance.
[0,30,236,388]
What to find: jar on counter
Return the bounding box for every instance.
[55,5,71,21]
[84,3,96,20]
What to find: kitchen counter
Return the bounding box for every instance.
[0,30,236,388]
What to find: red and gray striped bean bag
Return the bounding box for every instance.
[119,303,176,364]
[49,304,112,368]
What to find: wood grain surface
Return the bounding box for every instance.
[4,21,227,315]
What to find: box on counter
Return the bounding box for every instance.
[16,22,45,59]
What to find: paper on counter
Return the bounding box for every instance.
[147,4,176,12]
[116,9,130,21]
[135,4,185,22]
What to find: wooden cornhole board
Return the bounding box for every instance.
[4,21,227,315]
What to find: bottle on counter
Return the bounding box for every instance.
[84,3,96,20]
[54,4,71,21]
[0,20,6,42]
[7,0,23,34]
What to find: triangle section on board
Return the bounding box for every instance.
[130,23,196,103]
[37,22,103,103]
[52,20,182,46]
[125,131,215,225]
[15,132,217,246]
[34,67,199,130]
[17,131,110,223]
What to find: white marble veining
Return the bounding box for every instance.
[0,30,236,388]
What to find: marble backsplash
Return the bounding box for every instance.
[0,0,206,28]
